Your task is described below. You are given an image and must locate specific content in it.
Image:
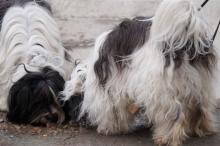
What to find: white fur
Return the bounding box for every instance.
[80,0,217,145]
[60,60,87,101]
[0,2,70,111]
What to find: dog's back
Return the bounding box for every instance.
[0,0,51,28]
[94,17,152,85]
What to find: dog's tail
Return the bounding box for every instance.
[150,0,216,71]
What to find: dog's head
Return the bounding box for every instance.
[7,66,65,125]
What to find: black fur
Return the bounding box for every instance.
[7,67,65,125]
[60,94,83,122]
[59,93,92,128]
[163,39,216,72]
[0,0,51,29]
[94,17,152,86]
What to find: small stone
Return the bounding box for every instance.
[0,119,4,123]
[14,125,21,130]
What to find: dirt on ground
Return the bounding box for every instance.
[1,109,220,146]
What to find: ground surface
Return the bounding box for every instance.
[1,0,220,146]
[1,108,220,146]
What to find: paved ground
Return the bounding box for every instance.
[1,0,220,146]
[1,107,220,146]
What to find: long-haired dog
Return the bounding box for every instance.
[0,0,73,125]
[76,0,217,145]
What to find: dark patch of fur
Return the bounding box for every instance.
[78,113,93,129]
[94,16,152,85]
[60,94,83,122]
[59,93,92,128]
[0,0,51,29]
[163,39,216,72]
[7,67,65,125]
[64,51,72,62]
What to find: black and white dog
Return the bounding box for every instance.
[0,0,73,125]
[62,0,218,145]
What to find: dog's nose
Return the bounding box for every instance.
[31,112,59,126]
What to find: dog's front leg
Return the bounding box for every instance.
[152,107,187,146]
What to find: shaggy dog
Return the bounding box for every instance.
[75,0,218,145]
[0,0,73,125]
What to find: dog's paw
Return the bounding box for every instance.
[154,137,168,146]
[195,128,216,137]
[97,127,111,135]
[97,126,119,135]
[155,137,184,146]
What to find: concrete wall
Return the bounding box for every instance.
[48,0,220,60]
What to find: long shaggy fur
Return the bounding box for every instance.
[0,0,73,124]
[80,0,217,145]
[59,61,87,122]
[94,17,152,85]
[0,0,51,29]
[7,67,65,125]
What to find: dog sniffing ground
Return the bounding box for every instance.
[1,0,220,146]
